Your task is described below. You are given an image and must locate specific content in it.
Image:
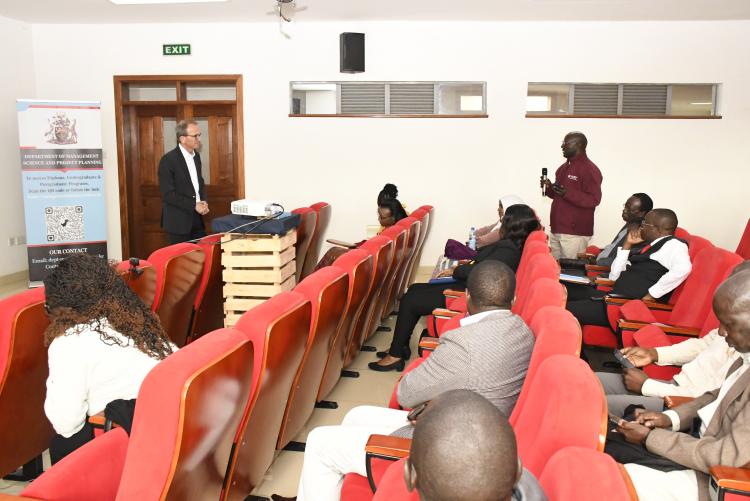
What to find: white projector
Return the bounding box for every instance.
[230,199,282,217]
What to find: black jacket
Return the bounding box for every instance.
[158,146,206,234]
[452,239,522,282]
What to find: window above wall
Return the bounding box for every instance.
[526,82,720,119]
[290,81,487,118]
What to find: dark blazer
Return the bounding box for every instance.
[452,238,522,282]
[645,358,750,501]
[158,146,206,235]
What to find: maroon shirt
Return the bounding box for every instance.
[545,153,602,236]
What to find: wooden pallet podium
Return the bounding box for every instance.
[221,230,297,327]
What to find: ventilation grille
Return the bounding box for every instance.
[340,83,385,114]
[390,83,435,114]
[622,84,668,115]
[573,84,618,115]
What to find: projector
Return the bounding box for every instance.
[230,199,282,217]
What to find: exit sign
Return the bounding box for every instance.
[163,44,191,56]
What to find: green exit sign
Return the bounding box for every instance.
[163,44,191,56]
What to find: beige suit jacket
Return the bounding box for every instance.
[645,357,750,501]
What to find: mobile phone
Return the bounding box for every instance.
[608,413,623,427]
[407,402,429,423]
[613,349,635,369]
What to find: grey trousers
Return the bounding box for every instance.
[596,372,672,417]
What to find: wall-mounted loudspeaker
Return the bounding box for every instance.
[340,32,365,73]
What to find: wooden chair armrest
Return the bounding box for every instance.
[617,320,701,338]
[586,264,610,272]
[326,238,357,249]
[664,396,695,409]
[595,278,615,287]
[605,297,630,306]
[578,252,597,260]
[88,412,119,431]
[419,338,439,352]
[432,308,460,319]
[710,465,750,495]
[641,300,674,311]
[365,434,412,460]
[442,289,465,298]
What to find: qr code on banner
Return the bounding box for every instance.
[45,206,84,242]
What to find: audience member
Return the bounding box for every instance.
[540,131,603,260]
[291,261,534,500]
[475,194,525,249]
[591,192,654,267]
[598,260,750,416]
[377,183,408,222]
[609,269,750,501]
[406,390,547,501]
[370,204,541,371]
[565,209,691,332]
[43,254,175,463]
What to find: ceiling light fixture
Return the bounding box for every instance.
[109,0,228,5]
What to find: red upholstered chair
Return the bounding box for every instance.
[512,355,607,477]
[674,226,690,240]
[147,243,206,347]
[526,229,548,244]
[509,307,582,427]
[383,217,421,321]
[736,218,750,259]
[222,293,312,500]
[539,447,638,501]
[317,250,373,402]
[291,207,317,283]
[276,268,349,449]
[371,458,419,501]
[400,209,428,297]
[15,328,255,501]
[190,234,225,342]
[376,225,409,322]
[114,259,157,310]
[515,277,567,325]
[406,206,433,287]
[301,202,332,280]
[0,288,53,479]
[345,237,394,367]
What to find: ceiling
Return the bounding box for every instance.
[2,0,750,24]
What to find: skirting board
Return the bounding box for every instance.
[0,270,29,287]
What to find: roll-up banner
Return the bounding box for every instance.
[16,100,108,286]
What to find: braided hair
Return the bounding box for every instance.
[43,253,173,360]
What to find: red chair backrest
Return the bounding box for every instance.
[539,447,638,501]
[372,458,420,501]
[515,253,560,311]
[407,206,433,286]
[401,209,428,294]
[148,243,206,347]
[512,355,607,477]
[292,207,318,283]
[223,292,311,499]
[301,202,332,280]
[190,234,225,342]
[367,226,406,337]
[514,278,567,325]
[317,249,373,401]
[115,259,157,310]
[276,268,349,449]
[526,230,548,244]
[117,328,254,501]
[0,288,54,477]
[666,247,743,329]
[384,217,421,319]
[736,218,750,259]
[509,306,581,426]
[515,241,551,291]
[345,236,395,366]
[674,226,690,240]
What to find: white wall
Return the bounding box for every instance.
[27,20,750,266]
[0,16,36,275]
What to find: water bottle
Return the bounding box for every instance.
[468,227,477,251]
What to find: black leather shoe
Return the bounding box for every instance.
[368,358,405,372]
[376,348,411,360]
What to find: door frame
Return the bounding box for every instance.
[113,74,245,258]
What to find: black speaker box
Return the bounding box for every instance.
[340,32,365,74]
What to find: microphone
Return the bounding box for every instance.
[541,167,548,196]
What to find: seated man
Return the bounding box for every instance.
[610,269,750,501]
[291,260,534,500]
[406,389,547,501]
[566,208,691,331]
[598,260,750,416]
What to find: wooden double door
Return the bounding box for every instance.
[116,76,244,260]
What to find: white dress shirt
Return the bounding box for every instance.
[459,308,507,327]
[641,329,739,398]
[608,236,692,299]
[179,143,201,202]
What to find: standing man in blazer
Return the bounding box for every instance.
[612,269,750,501]
[158,119,209,244]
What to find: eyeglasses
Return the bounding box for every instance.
[640,221,656,228]
[186,133,202,138]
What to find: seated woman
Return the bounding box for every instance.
[43,253,175,463]
[315,196,407,270]
[369,204,541,372]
